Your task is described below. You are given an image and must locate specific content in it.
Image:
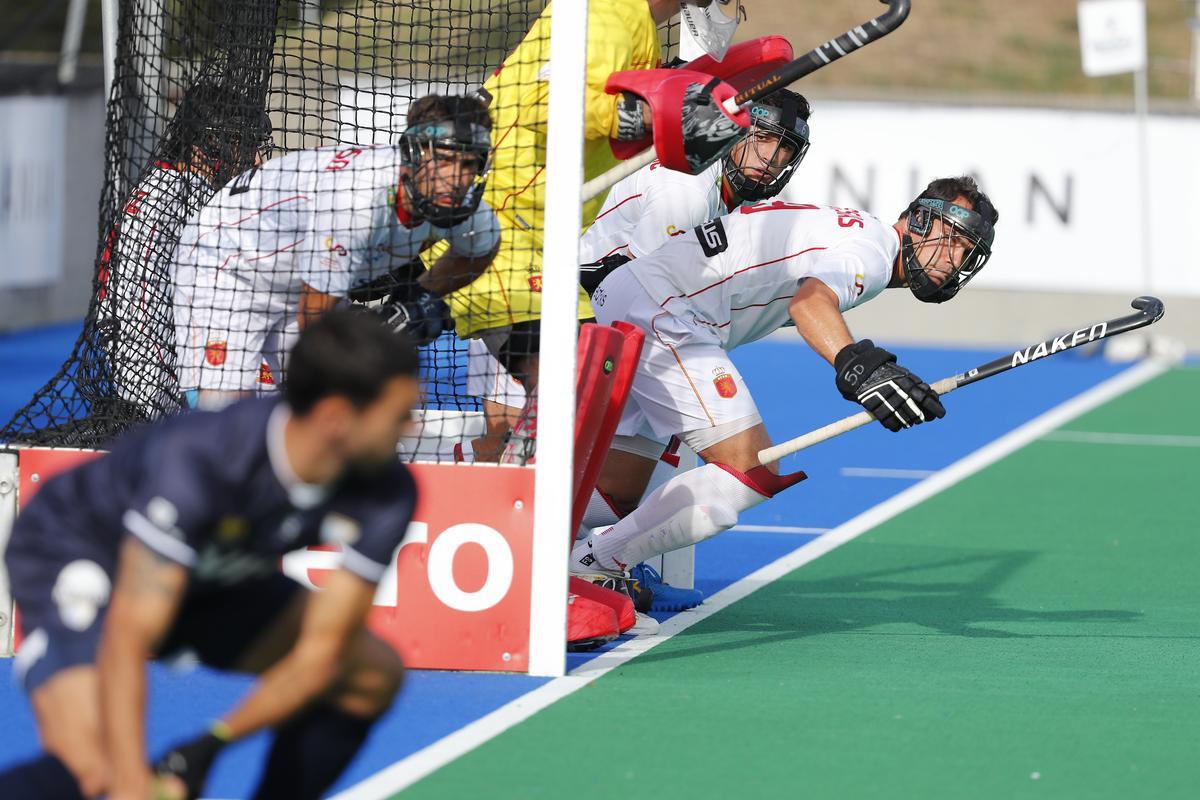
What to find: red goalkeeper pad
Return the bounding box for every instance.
[606,36,792,168]
[571,322,644,534]
[681,35,794,93]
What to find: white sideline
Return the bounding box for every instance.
[1041,430,1200,447]
[329,358,1170,800]
[840,467,938,479]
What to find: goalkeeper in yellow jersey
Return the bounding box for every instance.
[443,0,750,461]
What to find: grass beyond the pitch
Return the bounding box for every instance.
[394,367,1200,799]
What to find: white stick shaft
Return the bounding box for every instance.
[757,377,959,464]
[581,147,656,203]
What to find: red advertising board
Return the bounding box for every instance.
[11,449,537,673]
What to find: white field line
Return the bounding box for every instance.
[731,524,830,534]
[841,467,938,479]
[1042,430,1200,447]
[329,358,1169,800]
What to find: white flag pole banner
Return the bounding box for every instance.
[1078,0,1147,77]
[776,101,1200,298]
[0,97,67,289]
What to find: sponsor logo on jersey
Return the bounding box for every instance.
[854,274,865,298]
[696,217,729,257]
[258,362,275,385]
[666,224,686,237]
[204,340,227,367]
[528,275,543,292]
[712,366,737,398]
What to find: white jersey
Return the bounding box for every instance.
[579,159,729,263]
[100,164,213,416]
[619,200,899,351]
[171,144,499,394]
[174,144,499,304]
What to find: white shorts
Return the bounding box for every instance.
[592,270,760,445]
[466,338,527,409]
[174,258,301,394]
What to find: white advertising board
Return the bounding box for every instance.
[0,97,67,289]
[778,100,1200,296]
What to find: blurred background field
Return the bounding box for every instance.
[4,0,1195,98]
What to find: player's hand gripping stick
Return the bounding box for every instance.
[154,723,231,800]
[374,288,450,345]
[834,340,945,432]
[759,296,1167,464]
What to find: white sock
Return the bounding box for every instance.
[575,464,769,571]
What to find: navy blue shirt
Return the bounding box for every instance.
[8,398,417,592]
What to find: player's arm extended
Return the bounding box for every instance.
[216,568,376,738]
[298,281,342,329]
[98,537,189,798]
[418,238,499,296]
[788,277,855,365]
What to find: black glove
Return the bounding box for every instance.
[346,259,425,303]
[155,730,227,800]
[680,78,748,173]
[580,251,632,295]
[374,288,450,345]
[834,340,946,432]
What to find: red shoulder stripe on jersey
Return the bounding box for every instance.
[593,193,642,222]
[658,246,827,307]
[189,194,311,255]
[246,238,305,262]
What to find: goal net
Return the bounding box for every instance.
[2,0,678,457]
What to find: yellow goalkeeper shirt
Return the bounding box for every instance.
[445,0,661,337]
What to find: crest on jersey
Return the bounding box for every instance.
[713,367,738,398]
[258,362,275,385]
[204,340,227,367]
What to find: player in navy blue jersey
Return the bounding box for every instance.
[1,309,422,800]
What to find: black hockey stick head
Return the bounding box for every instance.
[1131,295,1165,323]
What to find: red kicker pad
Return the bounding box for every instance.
[566,591,619,651]
[571,322,645,535]
[569,576,636,634]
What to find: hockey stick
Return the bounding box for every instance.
[757,296,1167,464]
[580,0,912,202]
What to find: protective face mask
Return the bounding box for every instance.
[679,1,742,62]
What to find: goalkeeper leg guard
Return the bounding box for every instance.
[251,704,376,800]
[0,754,86,799]
[575,463,806,571]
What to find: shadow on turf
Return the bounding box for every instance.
[635,547,1143,666]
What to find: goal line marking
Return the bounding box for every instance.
[329,358,1169,800]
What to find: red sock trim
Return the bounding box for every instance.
[713,463,807,498]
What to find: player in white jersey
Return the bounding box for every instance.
[98,81,271,420]
[463,89,812,462]
[172,94,500,409]
[571,176,999,581]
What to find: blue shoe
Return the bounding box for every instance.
[629,563,704,612]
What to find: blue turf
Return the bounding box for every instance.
[0,324,1130,796]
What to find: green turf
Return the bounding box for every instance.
[396,369,1200,799]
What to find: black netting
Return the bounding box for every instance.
[2,0,679,458]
